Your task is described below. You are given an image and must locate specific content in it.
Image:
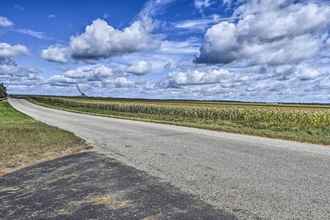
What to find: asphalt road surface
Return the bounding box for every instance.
[9,98,330,219]
[1,152,236,220]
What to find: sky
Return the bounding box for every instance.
[1,0,330,103]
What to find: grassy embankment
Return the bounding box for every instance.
[29,96,330,145]
[0,100,89,175]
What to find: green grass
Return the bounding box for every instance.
[29,96,330,145]
[0,100,88,173]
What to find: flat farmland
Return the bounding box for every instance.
[29,96,330,145]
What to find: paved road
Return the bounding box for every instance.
[1,152,236,220]
[9,98,330,219]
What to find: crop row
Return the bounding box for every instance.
[32,97,330,128]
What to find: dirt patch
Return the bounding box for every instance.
[0,145,93,176]
[87,195,130,209]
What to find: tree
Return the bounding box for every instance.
[0,83,7,98]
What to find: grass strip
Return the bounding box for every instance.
[0,100,90,175]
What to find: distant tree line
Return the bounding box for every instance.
[0,83,7,99]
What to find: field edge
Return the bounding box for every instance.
[27,98,330,146]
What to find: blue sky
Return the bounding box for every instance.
[1,0,330,103]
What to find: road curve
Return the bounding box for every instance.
[9,98,330,219]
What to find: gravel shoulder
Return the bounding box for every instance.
[9,98,330,219]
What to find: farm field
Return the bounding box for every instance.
[28,96,330,145]
[0,100,88,174]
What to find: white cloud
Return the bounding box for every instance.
[47,64,131,87]
[41,46,69,63]
[194,0,212,11]
[154,62,330,102]
[127,61,152,75]
[174,16,220,31]
[196,21,238,64]
[70,19,158,60]
[48,75,77,87]
[47,64,138,91]
[42,19,159,62]
[160,39,199,55]
[0,42,39,90]
[14,29,49,40]
[237,2,330,40]
[0,43,28,58]
[63,65,114,80]
[12,0,330,102]
[0,41,40,91]
[297,66,322,81]
[175,19,211,30]
[241,34,321,65]
[0,16,13,27]
[196,2,330,65]
[0,58,42,88]
[113,77,135,88]
[168,67,231,86]
[194,0,227,14]
[139,0,175,20]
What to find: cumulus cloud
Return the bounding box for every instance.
[0,16,13,27]
[196,22,239,64]
[47,64,135,89]
[13,0,330,102]
[63,65,114,81]
[41,46,70,63]
[0,43,28,58]
[297,66,322,81]
[0,42,37,90]
[154,62,330,102]
[0,58,42,88]
[42,19,158,62]
[48,65,114,86]
[113,77,135,88]
[127,61,152,75]
[196,1,330,65]
[0,43,42,92]
[70,19,157,59]
[166,67,231,87]
[171,0,330,102]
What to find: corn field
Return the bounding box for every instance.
[31,97,330,129]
